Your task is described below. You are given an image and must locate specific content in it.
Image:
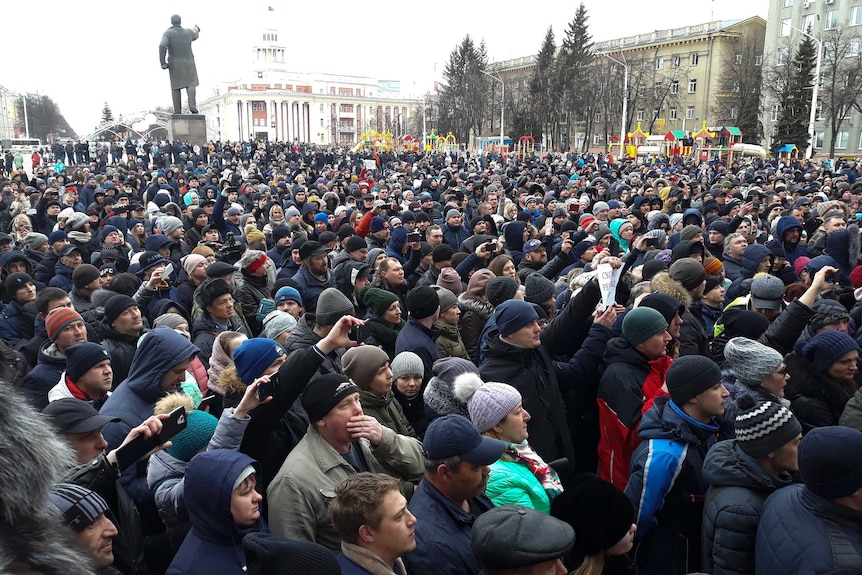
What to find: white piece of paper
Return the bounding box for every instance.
[597,263,622,309]
[363,159,377,170]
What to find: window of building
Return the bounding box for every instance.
[815,131,825,149]
[340,104,354,113]
[781,18,792,36]
[656,56,664,70]
[837,131,850,149]
[671,80,679,94]
[777,47,790,65]
[673,55,681,68]
[654,81,663,97]
[853,6,862,26]
[252,102,265,111]
[637,110,645,121]
[593,133,605,145]
[849,38,861,56]
[803,14,816,33]
[755,54,763,66]
[816,100,824,120]
[826,10,839,29]
[690,52,699,66]
[771,104,781,121]
[783,0,793,6]
[320,104,324,112]
[840,104,851,118]
[686,106,695,119]
[735,53,743,65]
[637,85,646,96]
[669,108,678,120]
[595,112,602,122]
[688,78,697,93]
[730,107,738,119]
[320,118,324,127]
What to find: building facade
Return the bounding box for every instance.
[0,85,16,142]
[763,0,862,157]
[199,30,421,145]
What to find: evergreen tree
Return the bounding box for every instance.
[14,94,77,142]
[101,102,114,125]
[557,3,593,149]
[529,27,559,149]
[438,35,489,143]
[771,37,815,154]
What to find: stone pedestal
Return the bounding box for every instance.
[169,114,207,146]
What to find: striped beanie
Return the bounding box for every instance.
[46,307,83,341]
[48,483,110,533]
[735,395,802,458]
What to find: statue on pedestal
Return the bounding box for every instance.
[159,15,200,114]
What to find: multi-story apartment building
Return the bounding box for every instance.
[763,0,862,157]
[199,30,421,144]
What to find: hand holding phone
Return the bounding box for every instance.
[348,323,370,343]
[113,407,187,471]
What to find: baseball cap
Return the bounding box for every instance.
[59,244,82,257]
[42,398,120,434]
[750,275,785,310]
[523,239,543,254]
[423,414,506,466]
[299,240,329,259]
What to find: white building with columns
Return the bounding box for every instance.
[198,29,421,145]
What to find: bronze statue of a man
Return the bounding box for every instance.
[159,15,201,114]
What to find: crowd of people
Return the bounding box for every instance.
[3,139,862,575]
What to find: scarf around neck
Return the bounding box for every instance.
[502,440,564,498]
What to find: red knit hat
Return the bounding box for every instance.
[46,307,83,341]
[850,265,862,289]
[244,253,268,274]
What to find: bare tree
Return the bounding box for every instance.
[712,37,764,143]
[819,25,862,156]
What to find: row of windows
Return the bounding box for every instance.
[656,53,698,69]
[781,8,862,37]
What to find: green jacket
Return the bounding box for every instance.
[485,455,552,514]
[358,389,418,439]
[435,321,469,360]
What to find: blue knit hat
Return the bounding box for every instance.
[495,300,540,338]
[314,212,329,223]
[65,342,111,383]
[48,230,68,244]
[274,286,302,305]
[233,338,286,384]
[802,330,859,374]
[166,409,218,462]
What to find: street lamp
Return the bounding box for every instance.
[481,68,505,152]
[599,53,628,160]
[790,21,822,159]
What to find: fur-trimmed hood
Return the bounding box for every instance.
[0,388,93,575]
[649,271,693,309]
[218,364,247,397]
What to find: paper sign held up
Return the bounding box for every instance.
[597,263,622,309]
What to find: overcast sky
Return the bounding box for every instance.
[6,0,768,136]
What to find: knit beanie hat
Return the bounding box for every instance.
[851,265,862,289]
[345,235,367,253]
[667,355,721,405]
[361,287,399,318]
[669,257,706,291]
[735,395,802,458]
[104,294,138,326]
[192,245,215,259]
[72,264,100,289]
[407,286,440,319]
[46,307,83,341]
[238,250,268,274]
[798,425,862,499]
[274,286,302,306]
[167,409,218,462]
[315,288,355,326]
[432,243,455,264]
[263,310,297,340]
[154,313,188,331]
[181,254,207,277]
[453,373,522,432]
[5,272,33,297]
[524,273,555,304]
[809,299,850,333]
[641,259,668,282]
[48,483,110,533]
[801,330,859,374]
[342,345,390,391]
[680,224,703,241]
[138,250,166,273]
[65,342,111,383]
[158,216,184,236]
[703,257,724,276]
[550,474,634,560]
[243,532,341,575]
[486,276,520,307]
[370,216,388,233]
[66,212,89,231]
[48,230,68,244]
[433,286,459,314]
[391,351,424,382]
[622,307,668,346]
[302,373,360,422]
[24,232,48,251]
[424,357,475,417]
[467,269,496,296]
[724,337,783,387]
[495,300,540,338]
[232,338,286,384]
[436,267,463,295]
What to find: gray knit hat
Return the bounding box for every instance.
[735,395,802,458]
[453,372,522,432]
[315,288,354,326]
[433,286,459,313]
[423,357,474,417]
[263,310,297,340]
[391,351,424,382]
[158,215,184,236]
[524,273,555,305]
[486,276,519,307]
[724,337,783,388]
[342,345,390,391]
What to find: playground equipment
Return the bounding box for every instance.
[626,122,649,159]
[777,144,799,162]
[664,130,693,157]
[352,130,395,153]
[516,136,536,158]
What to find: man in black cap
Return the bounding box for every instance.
[99,295,145,384]
[472,505,575,575]
[47,342,113,408]
[291,240,335,313]
[624,355,729,575]
[395,286,441,384]
[404,414,506,575]
[267,372,424,552]
[0,271,37,346]
[191,278,248,366]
